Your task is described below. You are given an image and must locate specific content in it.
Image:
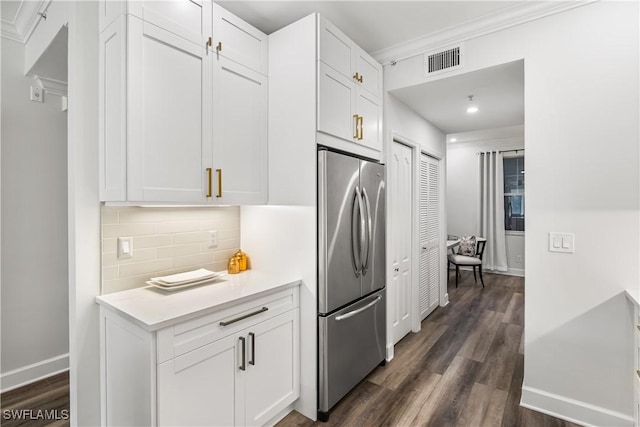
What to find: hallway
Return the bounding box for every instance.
[279,272,579,427]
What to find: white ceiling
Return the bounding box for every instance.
[390,60,524,134]
[217,1,522,54]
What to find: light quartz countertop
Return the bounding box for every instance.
[625,288,640,307]
[96,270,301,331]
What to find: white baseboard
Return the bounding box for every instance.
[451,266,525,277]
[386,344,394,362]
[521,386,633,427]
[1,353,69,393]
[440,292,449,307]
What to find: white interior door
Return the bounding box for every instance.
[390,141,413,344]
[419,154,441,320]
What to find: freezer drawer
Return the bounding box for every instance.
[318,289,386,413]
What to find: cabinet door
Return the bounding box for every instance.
[243,309,299,426]
[211,57,268,204]
[127,15,212,202]
[213,3,268,75]
[356,88,383,152]
[318,16,354,80]
[355,48,383,99]
[99,16,127,201]
[127,0,206,45]
[157,334,238,426]
[318,62,357,143]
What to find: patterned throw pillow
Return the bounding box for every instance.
[457,235,477,257]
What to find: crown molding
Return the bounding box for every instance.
[371,0,598,65]
[1,0,50,44]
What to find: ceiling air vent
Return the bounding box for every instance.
[424,45,463,77]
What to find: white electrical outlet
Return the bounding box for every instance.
[118,236,133,259]
[209,230,218,248]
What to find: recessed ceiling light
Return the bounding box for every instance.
[450,138,457,142]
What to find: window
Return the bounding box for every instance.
[504,156,524,231]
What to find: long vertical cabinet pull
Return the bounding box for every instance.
[249,332,256,365]
[206,168,213,198]
[216,169,223,198]
[358,116,364,140]
[353,115,359,139]
[239,337,246,371]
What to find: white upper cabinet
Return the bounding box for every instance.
[212,57,268,204]
[210,3,268,205]
[127,14,211,202]
[98,0,268,204]
[356,49,383,98]
[317,17,383,158]
[318,20,354,79]
[213,3,268,76]
[317,62,357,143]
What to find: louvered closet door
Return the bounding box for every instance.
[419,154,441,319]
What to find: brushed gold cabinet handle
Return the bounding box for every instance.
[206,168,213,198]
[353,115,359,139]
[216,41,222,52]
[206,37,212,54]
[358,116,364,140]
[216,169,223,198]
[359,74,364,83]
[353,72,363,83]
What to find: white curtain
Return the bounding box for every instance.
[477,152,508,272]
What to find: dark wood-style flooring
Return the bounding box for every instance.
[278,271,581,427]
[0,371,70,427]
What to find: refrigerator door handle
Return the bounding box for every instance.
[352,187,364,276]
[335,295,382,321]
[361,187,373,274]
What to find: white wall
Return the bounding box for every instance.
[384,93,447,344]
[446,126,525,275]
[386,93,445,159]
[67,2,102,425]
[240,206,316,420]
[386,2,638,425]
[0,38,69,391]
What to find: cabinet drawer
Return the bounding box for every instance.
[157,287,299,363]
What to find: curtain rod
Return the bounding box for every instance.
[476,149,525,155]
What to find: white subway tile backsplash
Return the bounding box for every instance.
[103,223,157,238]
[155,221,201,234]
[119,259,173,277]
[102,210,118,225]
[171,231,209,245]
[172,253,215,269]
[103,266,118,281]
[135,234,172,249]
[101,206,241,294]
[156,243,201,259]
[103,248,157,266]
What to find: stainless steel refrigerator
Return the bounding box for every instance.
[317,148,386,420]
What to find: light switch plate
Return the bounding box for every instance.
[118,236,133,259]
[549,232,574,253]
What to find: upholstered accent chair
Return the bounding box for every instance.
[448,237,487,288]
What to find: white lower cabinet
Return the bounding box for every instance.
[100,286,300,426]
